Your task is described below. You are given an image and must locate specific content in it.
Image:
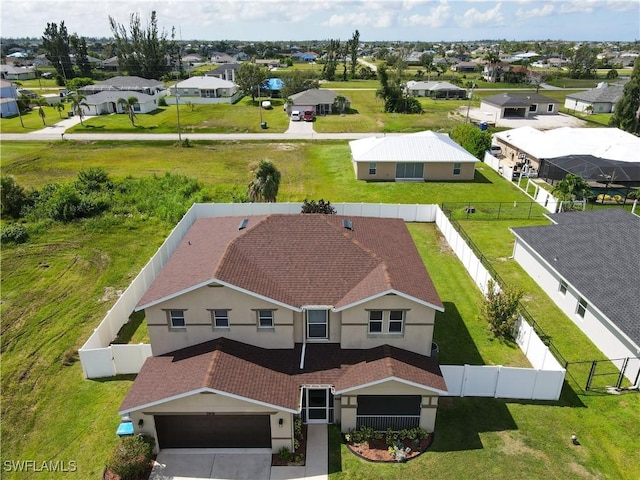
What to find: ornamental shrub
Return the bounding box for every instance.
[1,223,28,244]
[106,434,154,480]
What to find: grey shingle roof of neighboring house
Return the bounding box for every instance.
[84,91,156,105]
[565,85,624,104]
[205,63,240,76]
[511,209,640,345]
[88,76,164,90]
[483,92,558,107]
[289,88,348,105]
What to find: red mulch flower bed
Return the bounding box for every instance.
[346,434,434,463]
[271,423,307,466]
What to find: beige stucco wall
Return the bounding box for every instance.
[337,380,440,433]
[127,392,294,453]
[341,296,436,356]
[354,160,475,181]
[354,160,397,181]
[425,162,475,181]
[146,285,295,355]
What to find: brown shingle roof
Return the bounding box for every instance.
[119,339,447,413]
[137,215,443,311]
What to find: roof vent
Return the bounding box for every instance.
[343,219,353,231]
[238,218,249,230]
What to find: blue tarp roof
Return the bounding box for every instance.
[264,78,285,90]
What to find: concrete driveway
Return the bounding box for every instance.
[149,449,272,480]
[285,118,314,135]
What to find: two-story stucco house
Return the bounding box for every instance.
[119,214,448,452]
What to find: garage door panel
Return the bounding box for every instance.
[155,415,271,448]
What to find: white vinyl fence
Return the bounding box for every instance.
[80,202,565,401]
[484,151,559,213]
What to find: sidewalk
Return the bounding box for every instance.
[270,424,328,480]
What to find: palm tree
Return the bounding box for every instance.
[38,106,46,126]
[68,93,88,125]
[333,95,347,114]
[55,102,66,119]
[552,173,592,209]
[118,96,139,126]
[247,159,281,203]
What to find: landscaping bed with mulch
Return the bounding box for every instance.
[271,420,307,466]
[343,426,433,463]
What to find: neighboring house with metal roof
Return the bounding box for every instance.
[286,88,350,115]
[564,83,624,114]
[79,76,166,96]
[168,76,240,104]
[510,209,640,383]
[350,131,478,181]
[481,92,559,119]
[119,214,447,452]
[406,80,466,99]
[0,80,19,117]
[492,126,640,171]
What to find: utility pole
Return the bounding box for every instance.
[465,83,475,123]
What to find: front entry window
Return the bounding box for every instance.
[307,309,328,339]
[303,388,334,423]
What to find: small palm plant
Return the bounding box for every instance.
[118,96,139,126]
[68,93,88,125]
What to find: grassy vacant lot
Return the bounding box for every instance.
[2,141,638,480]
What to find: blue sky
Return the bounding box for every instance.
[2,1,639,42]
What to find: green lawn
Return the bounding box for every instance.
[1,140,639,480]
[0,105,70,133]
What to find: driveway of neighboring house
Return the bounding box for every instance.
[149,449,272,480]
[463,107,586,130]
[285,117,315,135]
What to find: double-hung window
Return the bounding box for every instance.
[258,310,274,329]
[212,309,230,329]
[559,280,567,295]
[307,309,328,339]
[369,163,377,175]
[168,310,186,330]
[577,298,588,318]
[368,310,404,334]
[453,163,462,175]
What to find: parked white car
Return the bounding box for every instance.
[290,110,301,121]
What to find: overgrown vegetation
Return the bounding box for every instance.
[450,123,492,159]
[300,199,337,214]
[106,434,155,480]
[481,279,524,340]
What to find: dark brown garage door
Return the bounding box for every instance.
[154,415,271,448]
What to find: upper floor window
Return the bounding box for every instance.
[307,309,328,339]
[211,309,230,329]
[453,163,462,175]
[559,280,567,295]
[577,298,588,318]
[168,309,186,330]
[257,310,274,329]
[368,310,405,334]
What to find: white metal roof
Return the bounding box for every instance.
[494,127,640,163]
[172,76,236,89]
[349,131,478,163]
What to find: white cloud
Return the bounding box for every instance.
[516,4,555,18]
[557,0,597,14]
[401,0,452,27]
[323,11,394,28]
[455,3,504,28]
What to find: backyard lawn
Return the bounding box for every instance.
[1,140,638,480]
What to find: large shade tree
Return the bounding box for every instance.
[610,58,640,135]
[236,63,268,102]
[247,159,281,203]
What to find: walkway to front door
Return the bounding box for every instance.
[270,424,328,480]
